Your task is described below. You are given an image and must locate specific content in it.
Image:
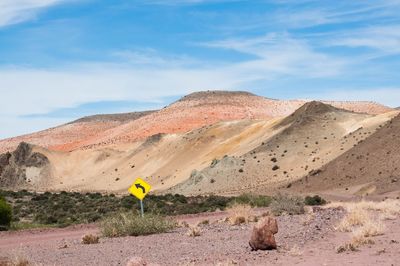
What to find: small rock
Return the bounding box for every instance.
[126,257,160,266]
[249,216,278,251]
[126,257,147,266]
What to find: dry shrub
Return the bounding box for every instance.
[288,245,303,256]
[100,212,176,237]
[81,233,100,244]
[333,200,392,252]
[336,243,357,253]
[248,215,258,223]
[226,204,252,225]
[198,219,209,225]
[270,194,305,215]
[301,212,315,226]
[357,219,385,237]
[178,221,189,228]
[1,255,30,266]
[187,224,201,237]
[327,199,400,217]
[337,207,369,232]
[349,219,384,248]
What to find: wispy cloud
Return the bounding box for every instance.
[0,0,66,27]
[330,25,400,57]
[200,33,347,78]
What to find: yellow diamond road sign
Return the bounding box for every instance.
[129,178,151,200]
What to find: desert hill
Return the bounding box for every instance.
[0,91,397,195]
[0,91,392,154]
[289,113,400,198]
[0,111,154,154]
[169,101,398,195]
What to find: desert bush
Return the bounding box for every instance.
[226,204,252,225]
[0,196,12,230]
[2,189,278,229]
[187,225,201,237]
[270,194,305,215]
[272,165,280,171]
[304,195,326,206]
[100,212,176,237]
[81,233,100,244]
[198,219,209,225]
[233,193,272,207]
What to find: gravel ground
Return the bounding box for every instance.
[1,207,400,266]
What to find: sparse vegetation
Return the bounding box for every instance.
[100,212,176,237]
[0,195,12,230]
[232,193,272,207]
[304,195,327,206]
[270,194,305,215]
[187,224,201,237]
[226,203,253,225]
[337,208,369,232]
[81,234,100,244]
[1,190,275,229]
[331,199,399,252]
[2,255,31,266]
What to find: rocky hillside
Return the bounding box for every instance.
[290,113,400,197]
[0,142,51,189]
[169,102,395,196]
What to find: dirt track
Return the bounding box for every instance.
[1,208,399,266]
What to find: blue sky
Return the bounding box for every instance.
[0,0,400,139]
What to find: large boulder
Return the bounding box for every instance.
[249,216,278,251]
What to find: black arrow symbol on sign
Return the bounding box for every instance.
[135,183,146,193]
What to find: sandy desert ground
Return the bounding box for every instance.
[1,205,399,266]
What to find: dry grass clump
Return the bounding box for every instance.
[288,245,303,256]
[81,233,100,244]
[327,199,400,218]
[100,212,176,237]
[301,206,315,225]
[0,255,31,266]
[356,219,385,237]
[187,224,201,237]
[332,199,397,252]
[178,221,189,228]
[337,207,369,232]
[226,204,253,225]
[198,219,209,225]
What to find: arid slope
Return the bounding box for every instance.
[290,113,400,197]
[170,102,398,195]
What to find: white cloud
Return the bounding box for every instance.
[0,64,241,117]
[0,0,66,27]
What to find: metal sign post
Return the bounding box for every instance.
[140,200,144,217]
[128,177,151,218]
